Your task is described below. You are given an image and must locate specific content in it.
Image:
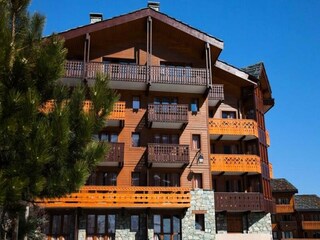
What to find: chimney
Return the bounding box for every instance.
[90,13,103,24]
[148,1,160,11]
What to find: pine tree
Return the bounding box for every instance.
[0,1,118,239]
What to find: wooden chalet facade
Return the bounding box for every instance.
[37,4,275,240]
[271,178,320,239]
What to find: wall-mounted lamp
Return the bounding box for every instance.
[198,153,204,164]
[189,150,204,168]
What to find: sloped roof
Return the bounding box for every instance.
[241,62,263,79]
[58,7,223,50]
[294,195,320,211]
[271,178,298,193]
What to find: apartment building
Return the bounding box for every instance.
[271,178,320,239]
[37,4,275,240]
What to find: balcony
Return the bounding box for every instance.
[149,65,208,93]
[279,221,297,230]
[36,186,191,208]
[215,192,266,212]
[208,84,224,106]
[147,104,188,129]
[302,221,320,230]
[276,204,294,213]
[99,143,124,167]
[147,143,189,168]
[209,118,258,141]
[62,61,210,93]
[211,154,261,175]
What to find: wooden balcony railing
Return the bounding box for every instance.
[107,101,125,120]
[104,143,124,164]
[36,186,191,208]
[41,100,125,121]
[266,130,270,146]
[63,61,209,86]
[150,66,208,85]
[148,104,188,123]
[86,62,147,82]
[302,221,320,230]
[276,204,294,213]
[209,84,224,101]
[215,192,265,212]
[279,221,297,230]
[148,144,189,165]
[209,118,259,138]
[64,60,84,78]
[210,154,261,174]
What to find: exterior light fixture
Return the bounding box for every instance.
[198,153,204,164]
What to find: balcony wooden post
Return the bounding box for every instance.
[146,16,152,85]
[83,33,90,79]
[205,42,212,88]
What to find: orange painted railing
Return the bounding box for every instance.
[42,100,125,120]
[208,118,258,138]
[266,130,270,146]
[302,221,320,230]
[276,204,294,213]
[37,186,191,208]
[211,154,261,173]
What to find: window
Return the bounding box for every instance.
[153,215,181,240]
[281,215,292,221]
[222,111,236,119]
[100,133,118,143]
[223,144,238,154]
[153,134,179,144]
[132,133,140,147]
[192,134,201,150]
[130,215,139,232]
[132,96,140,110]
[282,231,293,239]
[131,172,140,186]
[153,173,180,187]
[193,173,203,189]
[272,231,278,239]
[86,214,115,238]
[191,99,199,112]
[103,172,117,186]
[195,214,205,231]
[277,198,290,204]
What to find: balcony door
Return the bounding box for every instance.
[153,215,181,240]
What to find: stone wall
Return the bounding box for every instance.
[181,189,215,240]
[216,213,227,233]
[247,212,272,234]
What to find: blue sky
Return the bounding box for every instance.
[29,0,320,195]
